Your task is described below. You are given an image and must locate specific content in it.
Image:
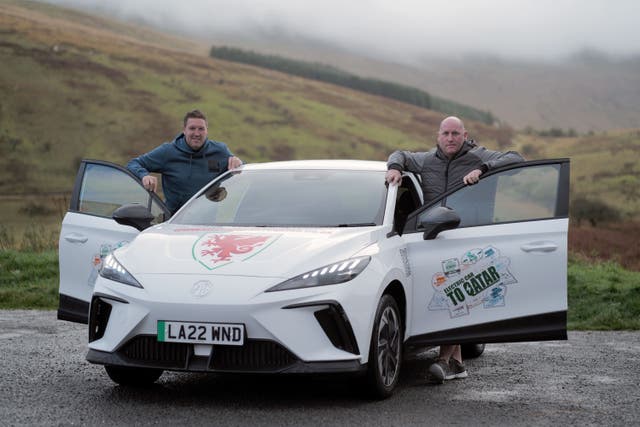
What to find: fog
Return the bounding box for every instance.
[43,0,640,63]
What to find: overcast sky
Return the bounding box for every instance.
[44,0,640,63]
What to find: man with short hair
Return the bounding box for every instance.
[386,116,524,383]
[127,110,242,215]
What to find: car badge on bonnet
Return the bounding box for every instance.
[191,280,213,297]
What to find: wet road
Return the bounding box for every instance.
[1,310,638,426]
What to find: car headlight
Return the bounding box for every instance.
[266,256,371,292]
[99,253,142,288]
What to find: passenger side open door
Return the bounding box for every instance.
[401,159,570,348]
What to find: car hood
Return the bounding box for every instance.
[114,224,382,278]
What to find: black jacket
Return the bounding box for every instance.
[387,140,524,204]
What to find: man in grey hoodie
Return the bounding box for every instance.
[386,116,524,383]
[127,110,242,215]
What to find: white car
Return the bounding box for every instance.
[58,158,570,397]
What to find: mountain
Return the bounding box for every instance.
[205,34,640,133]
[0,0,508,194]
[0,0,639,221]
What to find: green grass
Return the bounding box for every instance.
[568,258,640,330]
[0,250,59,309]
[1,248,639,331]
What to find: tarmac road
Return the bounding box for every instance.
[0,310,638,426]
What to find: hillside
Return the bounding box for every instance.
[0,0,510,196]
[202,33,640,133]
[512,130,640,220]
[208,46,496,125]
[0,0,639,223]
[1,0,639,272]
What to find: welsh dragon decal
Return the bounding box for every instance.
[193,233,281,270]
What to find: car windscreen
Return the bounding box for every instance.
[171,169,387,227]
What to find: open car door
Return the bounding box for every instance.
[58,160,169,323]
[402,159,570,348]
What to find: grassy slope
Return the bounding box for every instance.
[1,1,639,247]
[2,1,639,220]
[513,131,640,219]
[0,1,451,192]
[0,1,537,193]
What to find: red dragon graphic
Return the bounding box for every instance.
[199,234,271,264]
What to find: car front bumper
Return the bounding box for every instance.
[86,267,385,373]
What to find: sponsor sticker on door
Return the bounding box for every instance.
[428,245,518,318]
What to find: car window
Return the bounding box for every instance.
[171,169,387,227]
[418,164,561,228]
[77,163,165,224]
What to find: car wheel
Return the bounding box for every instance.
[104,365,163,386]
[461,343,485,359]
[366,294,403,399]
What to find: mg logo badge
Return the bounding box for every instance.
[191,280,212,298]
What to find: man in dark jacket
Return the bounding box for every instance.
[127,110,242,215]
[385,116,524,383]
[386,116,524,200]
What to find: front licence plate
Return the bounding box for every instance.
[157,321,244,345]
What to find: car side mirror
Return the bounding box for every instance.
[418,206,461,240]
[112,203,155,231]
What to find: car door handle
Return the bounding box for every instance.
[520,242,557,253]
[64,233,88,244]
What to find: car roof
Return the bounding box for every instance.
[240,159,387,172]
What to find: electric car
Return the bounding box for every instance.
[58,158,569,397]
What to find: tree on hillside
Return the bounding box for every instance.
[571,196,621,227]
[209,46,497,125]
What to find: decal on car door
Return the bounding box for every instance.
[87,241,130,287]
[428,245,518,318]
[193,233,281,270]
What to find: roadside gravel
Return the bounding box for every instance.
[1,310,638,426]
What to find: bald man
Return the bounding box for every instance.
[385,116,524,383]
[387,116,524,203]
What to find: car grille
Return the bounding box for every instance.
[121,336,188,368]
[119,336,298,372]
[211,340,297,371]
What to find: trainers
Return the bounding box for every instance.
[428,359,450,383]
[448,359,468,379]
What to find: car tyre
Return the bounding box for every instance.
[104,365,163,386]
[366,294,403,399]
[461,343,485,359]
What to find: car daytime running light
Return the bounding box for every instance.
[266,256,371,292]
[99,253,143,288]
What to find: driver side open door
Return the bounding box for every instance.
[58,160,169,323]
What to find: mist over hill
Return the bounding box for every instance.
[40,0,640,132]
[204,33,640,133]
[0,0,505,195]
